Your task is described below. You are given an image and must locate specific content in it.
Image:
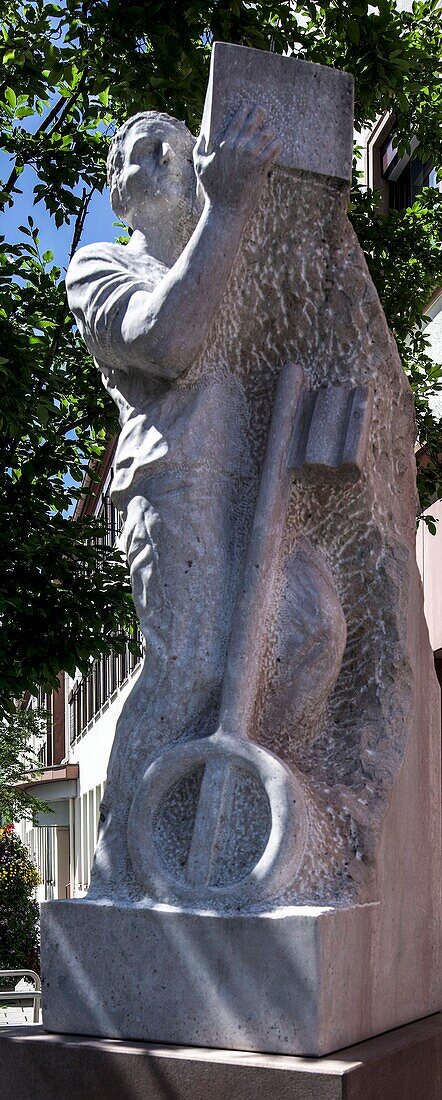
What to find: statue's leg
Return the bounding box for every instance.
[89,465,252,900]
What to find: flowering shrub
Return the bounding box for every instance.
[0,824,40,974]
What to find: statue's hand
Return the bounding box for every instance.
[194,103,282,214]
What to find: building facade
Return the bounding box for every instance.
[17,446,144,901]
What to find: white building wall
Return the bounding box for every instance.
[417,500,442,654]
[68,665,141,895]
[416,289,442,652]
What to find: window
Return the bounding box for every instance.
[365,114,439,216]
[381,130,437,211]
[36,688,53,766]
[68,627,144,742]
[67,478,143,742]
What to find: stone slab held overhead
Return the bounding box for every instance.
[41,38,441,1056]
[200,42,354,179]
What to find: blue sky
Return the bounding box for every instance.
[0,144,118,515]
[1,2,118,270]
[1,151,117,273]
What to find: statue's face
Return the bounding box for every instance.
[118,119,195,228]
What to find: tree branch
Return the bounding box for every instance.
[2,70,89,202]
[69,185,95,261]
[0,181,96,473]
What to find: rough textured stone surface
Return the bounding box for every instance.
[201,43,354,181]
[42,41,441,1053]
[2,1016,441,1100]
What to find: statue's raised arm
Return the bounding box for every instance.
[66,105,280,379]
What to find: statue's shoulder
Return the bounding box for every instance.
[66,240,128,289]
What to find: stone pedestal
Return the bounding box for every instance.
[1,1015,441,1100]
[40,890,437,1057]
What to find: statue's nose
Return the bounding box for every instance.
[159,141,175,165]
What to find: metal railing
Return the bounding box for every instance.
[69,628,144,743]
[0,969,41,1023]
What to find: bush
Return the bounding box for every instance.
[0,824,40,975]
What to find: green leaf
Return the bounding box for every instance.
[347,19,360,44]
[4,87,17,108]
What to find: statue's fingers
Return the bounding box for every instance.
[248,128,277,153]
[261,137,283,165]
[224,101,252,139]
[238,105,267,139]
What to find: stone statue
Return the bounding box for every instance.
[42,43,440,1057]
[65,97,347,905]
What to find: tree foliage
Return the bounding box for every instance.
[0,824,40,973]
[0,0,441,713]
[0,706,52,823]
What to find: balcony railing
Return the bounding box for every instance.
[68,481,145,741]
[69,629,143,743]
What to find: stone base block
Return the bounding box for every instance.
[1,1015,441,1100]
[40,898,440,1057]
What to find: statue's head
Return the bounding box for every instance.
[107,112,200,234]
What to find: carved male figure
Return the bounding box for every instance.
[66,105,286,890]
